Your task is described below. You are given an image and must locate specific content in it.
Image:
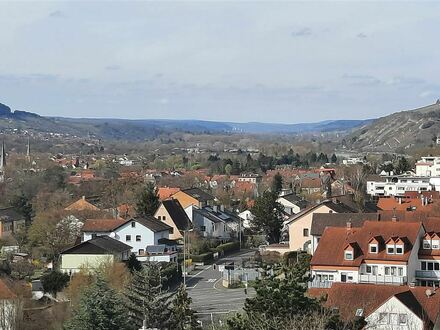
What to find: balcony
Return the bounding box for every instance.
[359,274,407,285]
[308,280,333,289]
[415,270,440,279]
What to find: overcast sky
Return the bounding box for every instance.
[0,1,439,123]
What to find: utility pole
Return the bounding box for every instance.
[183,230,186,288]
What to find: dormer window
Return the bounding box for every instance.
[433,240,440,249]
[344,251,353,260]
[395,245,404,254]
[369,244,378,253]
[387,244,395,254]
[423,239,431,249]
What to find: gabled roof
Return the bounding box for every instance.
[129,216,173,232]
[82,218,127,232]
[181,188,215,202]
[65,197,99,211]
[161,199,191,231]
[311,221,422,267]
[158,187,180,200]
[62,236,131,255]
[308,283,440,326]
[311,213,379,236]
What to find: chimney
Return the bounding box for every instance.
[392,214,398,222]
[346,221,352,230]
[82,196,86,200]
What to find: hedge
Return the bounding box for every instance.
[190,252,214,263]
[215,242,240,254]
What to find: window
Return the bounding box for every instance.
[366,266,372,273]
[435,263,440,271]
[428,263,434,271]
[387,245,395,254]
[131,222,136,228]
[396,245,403,254]
[433,240,440,249]
[422,261,427,270]
[200,226,206,232]
[126,235,131,241]
[398,267,403,276]
[91,233,97,239]
[385,267,390,275]
[344,251,353,260]
[138,249,144,255]
[423,240,431,249]
[303,228,309,237]
[390,313,398,325]
[379,313,388,324]
[369,244,378,253]
[136,235,141,241]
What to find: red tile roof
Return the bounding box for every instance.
[377,197,434,212]
[65,197,100,211]
[158,187,180,201]
[311,221,422,267]
[308,283,440,324]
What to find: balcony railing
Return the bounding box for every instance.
[415,270,440,279]
[308,280,333,289]
[359,274,407,285]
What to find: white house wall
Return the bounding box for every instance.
[365,296,423,330]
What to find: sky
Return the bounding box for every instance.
[0,1,439,123]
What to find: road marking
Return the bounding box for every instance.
[207,279,216,283]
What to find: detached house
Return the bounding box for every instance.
[0,208,26,239]
[154,199,192,240]
[286,199,358,253]
[81,217,172,256]
[60,236,132,274]
[192,205,240,239]
[310,220,424,288]
[171,188,215,209]
[277,193,309,215]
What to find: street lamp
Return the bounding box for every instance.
[183,228,194,288]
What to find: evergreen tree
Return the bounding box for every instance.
[331,153,337,163]
[64,276,129,330]
[135,182,160,217]
[12,194,33,226]
[126,253,142,273]
[395,156,411,174]
[124,263,172,329]
[271,173,283,194]
[251,191,284,244]
[169,284,200,330]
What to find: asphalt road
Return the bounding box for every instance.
[186,250,257,325]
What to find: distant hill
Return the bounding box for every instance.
[346,101,440,152]
[0,101,371,140]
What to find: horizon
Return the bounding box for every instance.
[1,2,440,123]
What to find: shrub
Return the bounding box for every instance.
[190,252,214,263]
[215,242,240,255]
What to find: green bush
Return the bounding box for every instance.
[215,242,240,254]
[190,252,214,263]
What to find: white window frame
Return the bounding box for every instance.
[423,240,431,249]
[395,245,404,254]
[386,244,395,254]
[379,313,388,324]
[433,240,440,249]
[369,244,378,253]
[344,251,353,260]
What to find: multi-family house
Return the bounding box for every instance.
[415,156,440,177]
[310,212,380,254]
[60,236,132,274]
[81,217,172,256]
[310,220,424,288]
[309,283,440,329]
[170,188,215,209]
[154,199,192,240]
[192,205,239,239]
[367,174,436,197]
[285,198,358,253]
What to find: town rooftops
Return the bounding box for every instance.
[311,221,422,267]
[377,196,435,212]
[62,236,132,255]
[308,283,440,326]
[65,196,99,211]
[161,199,191,231]
[181,188,215,202]
[311,213,380,236]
